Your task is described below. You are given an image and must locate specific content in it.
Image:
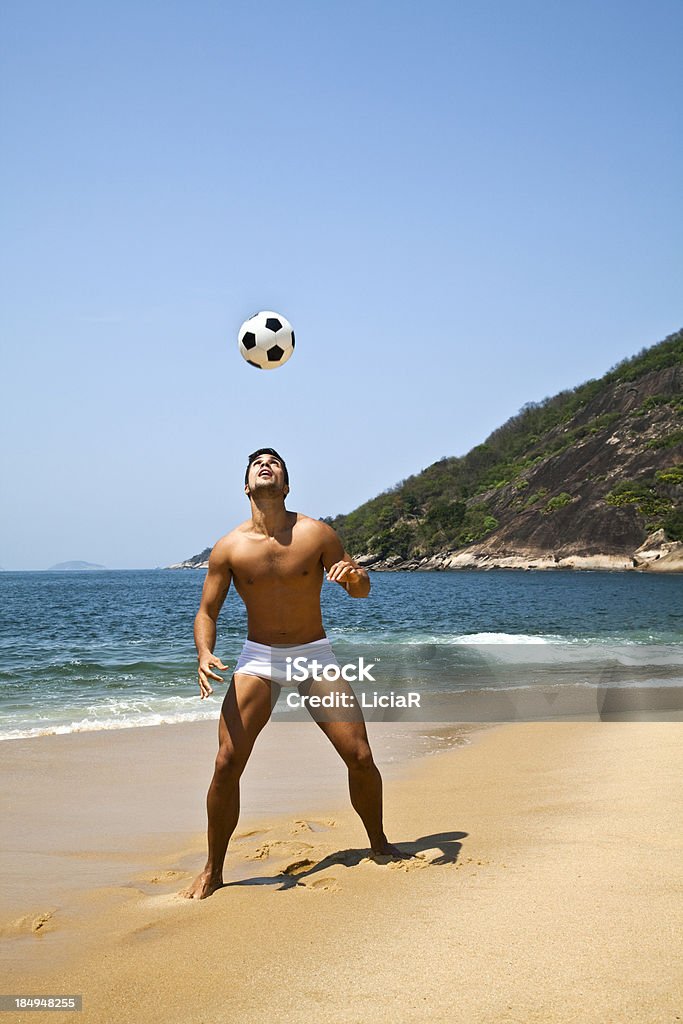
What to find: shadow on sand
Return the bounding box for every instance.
[224,830,468,891]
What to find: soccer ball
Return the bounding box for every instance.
[238,311,295,370]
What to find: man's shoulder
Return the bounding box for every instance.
[209,523,251,563]
[292,514,342,554]
[293,513,336,538]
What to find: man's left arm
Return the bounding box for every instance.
[320,523,371,598]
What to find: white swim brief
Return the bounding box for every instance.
[233,638,340,687]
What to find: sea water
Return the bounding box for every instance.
[0,569,681,739]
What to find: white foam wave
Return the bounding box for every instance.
[451,632,551,645]
[0,697,222,741]
[334,631,560,647]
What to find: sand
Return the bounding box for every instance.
[1,718,681,1023]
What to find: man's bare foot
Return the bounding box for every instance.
[370,841,409,862]
[180,869,224,900]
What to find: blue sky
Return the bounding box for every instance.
[1,0,681,569]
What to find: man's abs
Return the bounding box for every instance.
[233,577,327,645]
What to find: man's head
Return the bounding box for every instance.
[244,448,289,498]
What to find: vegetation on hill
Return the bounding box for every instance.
[323,329,683,560]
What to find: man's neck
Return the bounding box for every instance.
[249,497,290,537]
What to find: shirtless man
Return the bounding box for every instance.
[182,447,400,899]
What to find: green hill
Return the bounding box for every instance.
[324,328,683,570]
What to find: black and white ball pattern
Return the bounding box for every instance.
[238,311,295,370]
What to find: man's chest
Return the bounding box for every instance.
[231,538,323,586]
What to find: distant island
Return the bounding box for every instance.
[169,328,682,573]
[48,561,107,571]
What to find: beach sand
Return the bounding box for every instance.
[1,718,681,1023]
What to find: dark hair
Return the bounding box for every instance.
[245,448,289,486]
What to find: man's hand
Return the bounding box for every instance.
[197,655,229,699]
[326,560,369,597]
[326,560,357,585]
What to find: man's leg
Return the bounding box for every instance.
[182,673,275,899]
[301,679,401,857]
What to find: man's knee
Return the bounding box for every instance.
[343,743,376,773]
[213,745,247,781]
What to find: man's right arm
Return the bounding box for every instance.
[195,537,233,698]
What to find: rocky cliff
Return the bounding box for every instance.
[167,547,212,570]
[329,329,682,572]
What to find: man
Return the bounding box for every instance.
[182,448,401,899]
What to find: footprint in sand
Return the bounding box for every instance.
[234,828,271,841]
[281,858,317,876]
[303,876,340,892]
[1,910,57,937]
[246,841,314,861]
[290,819,336,835]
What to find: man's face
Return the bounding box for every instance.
[245,454,289,497]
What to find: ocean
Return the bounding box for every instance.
[1,569,681,739]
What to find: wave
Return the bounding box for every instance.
[0,695,222,741]
[450,632,552,644]
[332,631,675,647]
